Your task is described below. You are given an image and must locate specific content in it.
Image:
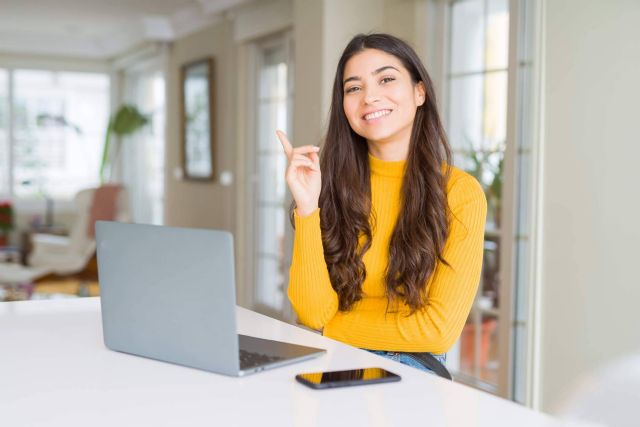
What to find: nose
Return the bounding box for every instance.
[363,88,381,105]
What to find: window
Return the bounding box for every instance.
[444,0,540,402]
[0,69,109,201]
[120,68,166,225]
[251,34,293,318]
[0,70,8,195]
[446,0,509,391]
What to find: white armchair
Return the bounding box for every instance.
[28,187,130,276]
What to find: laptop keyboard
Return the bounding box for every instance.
[239,349,284,370]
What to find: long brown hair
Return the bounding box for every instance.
[292,33,452,312]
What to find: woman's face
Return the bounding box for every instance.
[342,48,425,148]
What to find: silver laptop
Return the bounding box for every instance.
[96,221,325,376]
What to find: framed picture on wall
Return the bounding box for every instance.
[181,57,216,181]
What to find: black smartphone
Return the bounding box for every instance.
[295,368,401,389]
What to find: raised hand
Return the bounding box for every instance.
[276,130,321,217]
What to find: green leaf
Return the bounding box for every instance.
[99,104,150,183]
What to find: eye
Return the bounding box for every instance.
[345,86,361,94]
[381,76,395,84]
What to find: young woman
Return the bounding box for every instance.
[276,33,487,376]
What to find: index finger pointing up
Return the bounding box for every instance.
[276,130,293,158]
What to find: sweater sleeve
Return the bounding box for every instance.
[287,208,339,330]
[323,176,487,353]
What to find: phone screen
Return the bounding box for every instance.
[296,368,401,389]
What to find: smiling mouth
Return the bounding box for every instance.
[363,109,392,121]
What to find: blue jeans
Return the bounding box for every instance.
[366,350,447,375]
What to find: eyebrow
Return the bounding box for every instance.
[343,65,400,86]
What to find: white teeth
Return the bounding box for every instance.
[364,109,391,121]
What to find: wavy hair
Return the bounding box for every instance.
[292,33,452,312]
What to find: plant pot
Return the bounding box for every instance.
[460,318,498,370]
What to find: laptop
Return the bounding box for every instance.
[96,221,325,376]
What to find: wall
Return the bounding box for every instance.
[539,0,640,411]
[292,0,325,148]
[164,19,237,231]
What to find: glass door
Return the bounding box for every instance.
[445,0,510,392]
[251,33,293,320]
[444,0,540,401]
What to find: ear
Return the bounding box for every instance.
[414,81,426,106]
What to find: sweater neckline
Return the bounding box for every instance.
[368,152,406,178]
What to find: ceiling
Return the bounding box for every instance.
[0,0,250,59]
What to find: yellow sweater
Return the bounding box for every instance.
[288,153,487,354]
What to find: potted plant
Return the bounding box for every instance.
[461,139,504,228]
[99,104,149,183]
[460,317,498,371]
[459,138,505,372]
[0,201,14,247]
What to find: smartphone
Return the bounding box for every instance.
[295,368,401,389]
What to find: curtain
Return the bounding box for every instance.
[118,67,165,225]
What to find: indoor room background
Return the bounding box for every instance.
[1,0,638,419]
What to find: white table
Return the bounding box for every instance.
[0,298,586,427]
